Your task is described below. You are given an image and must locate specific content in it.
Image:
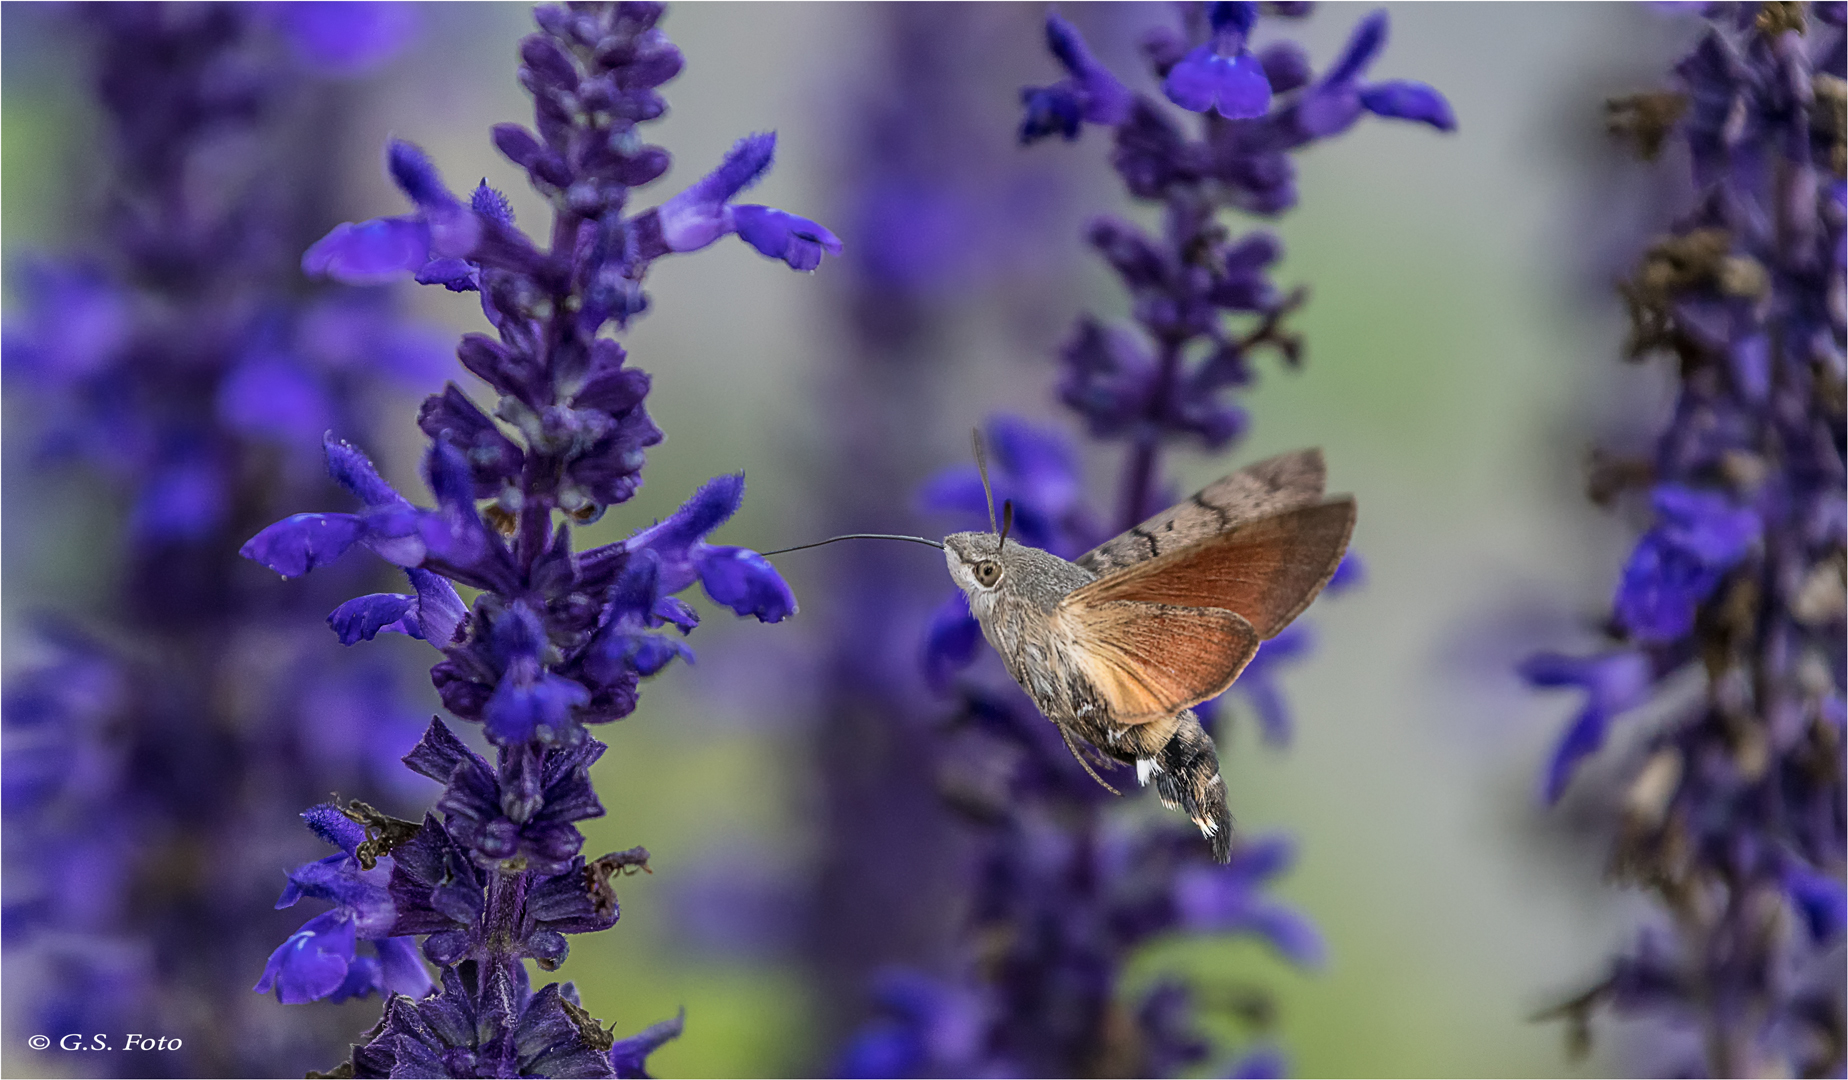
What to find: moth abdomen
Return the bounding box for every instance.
[1143,711,1232,863]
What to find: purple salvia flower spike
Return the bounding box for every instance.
[237,4,817,1072]
[848,5,1453,1075]
[1523,6,1846,1075]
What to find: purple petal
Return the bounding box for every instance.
[1295,86,1366,138]
[1227,1046,1289,1079]
[1324,9,1389,86]
[1165,47,1272,119]
[328,593,421,644]
[1019,84,1084,143]
[386,140,480,258]
[655,133,776,252]
[374,936,434,997]
[273,1,415,76]
[1653,485,1760,566]
[1522,650,1653,801]
[408,569,466,647]
[609,1011,685,1079]
[241,513,366,578]
[323,434,411,509]
[1256,41,1312,93]
[323,954,383,1004]
[1162,45,1221,113]
[388,139,455,211]
[627,474,745,580]
[1614,534,1719,642]
[302,216,431,284]
[253,910,356,1003]
[1785,864,1847,943]
[1543,705,1611,802]
[988,416,1082,516]
[217,353,333,444]
[484,674,590,745]
[130,458,226,543]
[732,205,843,271]
[1359,80,1457,131]
[415,258,478,291]
[695,546,797,622]
[1325,552,1366,593]
[1244,903,1327,966]
[1229,833,1297,881]
[916,465,992,521]
[5,260,132,382]
[301,803,367,858]
[922,592,983,693]
[1208,1,1258,35]
[1044,13,1096,77]
[1237,674,1293,746]
[608,631,696,678]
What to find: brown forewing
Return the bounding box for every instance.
[1076,448,1328,575]
[1057,600,1260,723]
[1068,497,1356,640]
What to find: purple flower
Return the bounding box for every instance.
[1173,835,1325,965]
[269,2,417,76]
[619,473,797,621]
[246,5,822,1072]
[841,6,1419,1070]
[1521,650,1653,802]
[609,1010,685,1079]
[3,6,445,1072]
[1524,7,1845,1074]
[1163,3,1273,119]
[1018,14,1133,143]
[644,134,842,270]
[917,415,1094,557]
[1613,485,1761,642]
[254,806,432,1004]
[1288,11,1456,140]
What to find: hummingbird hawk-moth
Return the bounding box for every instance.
[941,441,1354,863]
[764,440,1354,863]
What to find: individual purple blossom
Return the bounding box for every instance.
[1162,1,1272,119]
[1519,650,1654,803]
[1524,5,1845,1076]
[255,806,433,1005]
[1019,13,1134,143]
[244,4,830,1074]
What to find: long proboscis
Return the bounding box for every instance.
[758,533,945,558]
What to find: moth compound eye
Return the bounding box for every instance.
[974,560,1002,587]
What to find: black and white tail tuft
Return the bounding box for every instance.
[1148,712,1233,863]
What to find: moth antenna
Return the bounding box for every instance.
[972,427,998,537]
[759,533,945,558]
[997,499,1014,554]
[1057,723,1122,796]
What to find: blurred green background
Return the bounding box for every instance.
[3,3,1703,1076]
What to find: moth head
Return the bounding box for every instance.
[943,531,1017,597]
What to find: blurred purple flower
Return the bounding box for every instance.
[2,5,441,1074]
[1018,14,1133,143]
[1525,7,1845,1075]
[849,7,1445,1070]
[270,2,417,76]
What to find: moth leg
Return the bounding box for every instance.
[1055,722,1121,796]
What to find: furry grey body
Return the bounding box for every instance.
[944,533,1232,859]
